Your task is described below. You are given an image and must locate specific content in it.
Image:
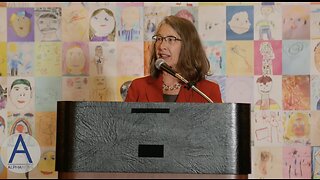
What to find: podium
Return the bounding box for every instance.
[56,102,251,179]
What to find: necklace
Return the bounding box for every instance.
[162,82,181,91]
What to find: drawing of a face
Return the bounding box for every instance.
[64,7,87,41]
[258,81,272,95]
[10,11,31,38]
[72,78,86,90]
[283,14,308,36]
[261,6,274,17]
[95,45,103,57]
[257,76,272,95]
[283,6,309,39]
[121,6,139,30]
[94,76,106,90]
[66,46,85,75]
[292,113,308,137]
[9,79,32,109]
[90,9,115,37]
[37,151,55,175]
[37,13,59,35]
[228,11,251,34]
[285,113,310,140]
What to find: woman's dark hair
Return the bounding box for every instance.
[149,15,210,83]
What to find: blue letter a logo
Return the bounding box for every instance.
[8,134,32,163]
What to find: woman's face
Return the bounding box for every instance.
[155,24,182,69]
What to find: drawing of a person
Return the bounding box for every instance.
[9,10,32,38]
[9,79,32,109]
[256,4,275,40]
[228,11,251,35]
[284,112,310,145]
[283,5,310,39]
[9,53,23,76]
[285,148,311,178]
[89,8,115,41]
[258,151,273,177]
[118,6,140,41]
[259,42,275,75]
[65,77,88,101]
[64,45,87,75]
[255,75,280,110]
[90,76,109,101]
[37,151,56,175]
[146,19,156,34]
[37,12,60,41]
[62,4,88,41]
[92,45,104,75]
[268,111,282,143]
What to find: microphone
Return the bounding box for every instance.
[155,59,176,77]
[155,58,214,103]
[155,59,190,85]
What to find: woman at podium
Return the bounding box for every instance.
[125,15,222,103]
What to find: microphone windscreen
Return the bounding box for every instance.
[155,59,165,70]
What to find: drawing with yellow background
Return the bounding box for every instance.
[284,112,310,145]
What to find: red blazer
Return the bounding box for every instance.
[125,75,222,103]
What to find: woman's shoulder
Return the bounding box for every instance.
[198,79,220,88]
[131,75,154,85]
[197,79,222,103]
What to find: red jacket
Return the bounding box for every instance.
[125,75,222,103]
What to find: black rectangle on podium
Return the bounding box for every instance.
[56,102,251,175]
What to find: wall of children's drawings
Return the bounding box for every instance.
[0,1,319,179]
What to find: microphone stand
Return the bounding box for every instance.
[156,59,214,103]
[174,74,214,103]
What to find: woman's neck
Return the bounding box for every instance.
[162,73,180,95]
[162,72,179,85]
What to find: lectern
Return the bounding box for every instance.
[56,102,251,179]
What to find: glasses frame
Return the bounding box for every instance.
[152,35,182,45]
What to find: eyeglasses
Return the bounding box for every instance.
[152,35,182,45]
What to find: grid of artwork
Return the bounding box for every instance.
[0,2,319,179]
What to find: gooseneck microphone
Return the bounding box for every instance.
[155,59,214,103]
